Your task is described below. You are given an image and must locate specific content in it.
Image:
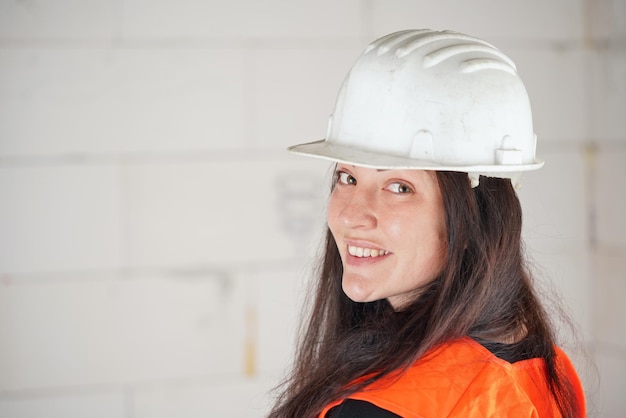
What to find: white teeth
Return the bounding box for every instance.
[348,245,389,258]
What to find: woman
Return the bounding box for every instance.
[270,29,586,417]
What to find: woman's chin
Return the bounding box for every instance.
[342,275,378,303]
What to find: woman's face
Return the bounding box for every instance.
[327,165,447,309]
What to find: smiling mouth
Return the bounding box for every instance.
[347,245,390,258]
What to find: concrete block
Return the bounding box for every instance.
[0,164,122,274]
[0,392,125,418]
[0,48,247,157]
[248,268,308,375]
[132,377,275,418]
[0,0,118,40]
[590,49,626,142]
[125,157,330,268]
[122,0,362,39]
[592,348,626,418]
[253,46,363,149]
[594,148,626,248]
[509,47,588,143]
[518,147,592,342]
[0,273,244,390]
[519,147,588,252]
[593,252,626,347]
[588,0,626,42]
[369,0,584,42]
[525,247,592,344]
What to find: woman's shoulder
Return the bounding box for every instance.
[404,337,576,396]
[405,337,519,374]
[344,338,563,418]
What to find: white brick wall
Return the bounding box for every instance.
[1,1,624,417]
[0,49,250,156]
[121,0,364,40]
[123,158,328,268]
[369,0,585,41]
[0,165,122,273]
[0,0,118,40]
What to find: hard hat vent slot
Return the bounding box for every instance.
[373,30,430,56]
[395,31,495,58]
[365,30,419,54]
[423,44,516,71]
[461,59,517,75]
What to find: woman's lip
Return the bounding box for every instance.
[344,249,391,266]
[343,239,389,252]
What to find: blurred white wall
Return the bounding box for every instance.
[0,0,624,417]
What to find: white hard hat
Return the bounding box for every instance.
[288,29,543,185]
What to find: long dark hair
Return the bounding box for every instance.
[269,171,581,418]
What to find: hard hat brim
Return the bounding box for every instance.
[288,139,544,173]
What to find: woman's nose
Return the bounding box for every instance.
[337,189,377,229]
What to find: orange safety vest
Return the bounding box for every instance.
[319,337,585,417]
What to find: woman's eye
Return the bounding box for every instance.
[337,171,357,185]
[387,182,413,194]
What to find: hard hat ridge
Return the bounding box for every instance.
[288,29,544,185]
